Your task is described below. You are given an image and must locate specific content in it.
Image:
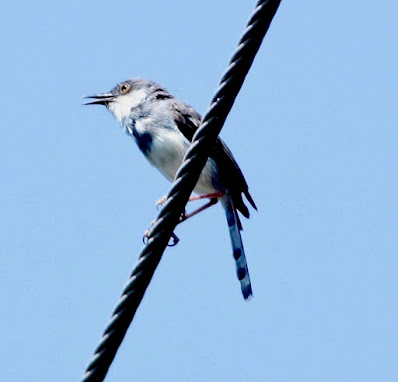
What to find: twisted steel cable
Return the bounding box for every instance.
[81,0,282,380]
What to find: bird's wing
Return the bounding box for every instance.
[171,101,256,217]
[171,101,201,142]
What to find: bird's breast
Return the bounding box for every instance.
[147,129,189,183]
[128,118,218,195]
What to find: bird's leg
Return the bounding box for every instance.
[179,197,219,223]
[188,191,225,202]
[154,191,224,237]
[156,191,225,208]
[178,191,224,222]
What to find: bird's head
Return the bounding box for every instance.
[84,78,163,124]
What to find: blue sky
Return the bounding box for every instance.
[1,1,397,381]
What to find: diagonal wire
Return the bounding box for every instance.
[80,1,282,381]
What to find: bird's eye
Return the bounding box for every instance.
[119,83,131,94]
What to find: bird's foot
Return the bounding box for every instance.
[156,195,167,210]
[143,220,180,247]
[179,211,188,223]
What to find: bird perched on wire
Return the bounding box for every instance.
[85,78,257,300]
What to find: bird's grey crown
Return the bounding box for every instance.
[110,78,172,100]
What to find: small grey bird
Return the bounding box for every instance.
[85,78,257,300]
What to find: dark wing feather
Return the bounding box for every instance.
[171,101,200,141]
[171,101,256,218]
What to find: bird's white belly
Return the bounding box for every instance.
[148,130,217,195]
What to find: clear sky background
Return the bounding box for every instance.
[1,1,397,381]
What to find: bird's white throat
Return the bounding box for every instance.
[108,89,148,123]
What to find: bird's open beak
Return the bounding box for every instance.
[83,92,114,106]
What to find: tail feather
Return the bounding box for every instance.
[223,197,253,300]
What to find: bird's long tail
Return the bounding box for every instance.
[223,196,253,300]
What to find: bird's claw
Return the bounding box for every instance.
[156,196,167,210]
[143,221,180,247]
[142,230,150,245]
[179,211,187,223]
[168,233,180,246]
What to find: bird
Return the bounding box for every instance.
[85,78,257,300]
